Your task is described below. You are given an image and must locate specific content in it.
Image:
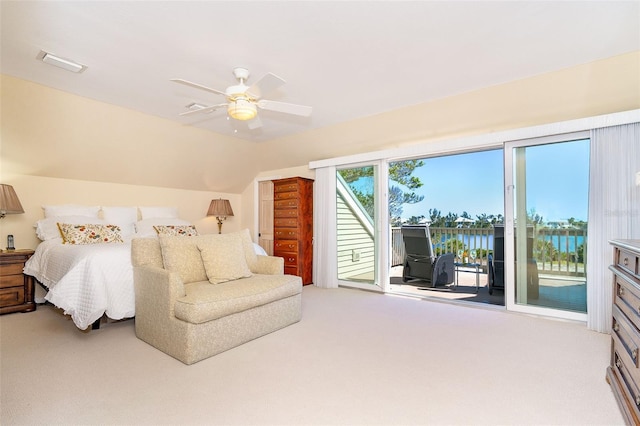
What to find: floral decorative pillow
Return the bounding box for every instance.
[57,223,124,244]
[153,225,198,237]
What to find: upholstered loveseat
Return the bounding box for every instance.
[131,230,302,364]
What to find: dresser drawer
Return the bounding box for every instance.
[0,274,24,289]
[274,198,299,209]
[275,252,298,266]
[284,265,299,276]
[613,305,640,371]
[274,208,299,219]
[274,218,298,228]
[274,191,298,200]
[615,274,640,330]
[618,248,640,279]
[274,240,299,252]
[613,350,640,417]
[0,263,24,277]
[0,286,25,307]
[274,182,299,193]
[274,228,298,240]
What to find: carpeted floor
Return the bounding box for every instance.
[0,285,623,425]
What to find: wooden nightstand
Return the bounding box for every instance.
[0,249,36,315]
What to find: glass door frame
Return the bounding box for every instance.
[503,131,589,321]
[335,160,390,292]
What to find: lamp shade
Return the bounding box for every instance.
[207,199,234,217]
[0,184,24,218]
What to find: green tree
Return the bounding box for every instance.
[339,160,425,221]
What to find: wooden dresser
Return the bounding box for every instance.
[0,249,36,315]
[272,177,313,285]
[607,239,640,425]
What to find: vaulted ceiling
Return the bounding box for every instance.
[0,0,640,192]
[3,1,638,143]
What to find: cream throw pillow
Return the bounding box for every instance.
[158,234,210,284]
[235,228,258,272]
[198,233,253,284]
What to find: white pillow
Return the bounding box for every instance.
[138,206,178,220]
[101,206,138,237]
[134,218,191,237]
[43,205,100,218]
[35,216,107,241]
[253,243,267,256]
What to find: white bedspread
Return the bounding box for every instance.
[24,239,135,330]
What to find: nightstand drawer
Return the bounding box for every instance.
[0,286,25,307]
[0,274,24,289]
[0,263,24,276]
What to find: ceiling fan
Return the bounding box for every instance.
[171,67,312,129]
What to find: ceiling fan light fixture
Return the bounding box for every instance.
[228,98,257,121]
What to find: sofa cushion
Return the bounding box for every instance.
[198,233,253,284]
[174,274,302,324]
[158,234,211,284]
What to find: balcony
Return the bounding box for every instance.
[390,226,587,311]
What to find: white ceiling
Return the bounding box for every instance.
[1,1,639,143]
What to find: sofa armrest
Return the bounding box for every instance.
[133,265,186,316]
[252,255,284,275]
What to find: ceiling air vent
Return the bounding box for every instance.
[37,50,87,73]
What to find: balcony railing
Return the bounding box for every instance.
[391,226,586,277]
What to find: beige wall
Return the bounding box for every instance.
[2,52,638,247]
[0,74,260,194]
[0,174,242,250]
[257,51,640,170]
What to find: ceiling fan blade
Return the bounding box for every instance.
[248,116,263,130]
[170,78,226,96]
[179,103,227,116]
[246,73,286,99]
[257,99,312,117]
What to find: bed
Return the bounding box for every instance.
[22,205,198,330]
[24,237,135,330]
[23,205,268,331]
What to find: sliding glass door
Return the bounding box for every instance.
[504,133,589,320]
[335,163,387,290]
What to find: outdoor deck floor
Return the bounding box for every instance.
[379,266,586,312]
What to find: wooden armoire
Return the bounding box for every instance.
[272,177,313,285]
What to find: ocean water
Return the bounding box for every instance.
[448,234,585,253]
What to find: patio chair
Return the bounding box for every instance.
[400,225,455,287]
[488,225,539,297]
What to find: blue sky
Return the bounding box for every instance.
[397,139,590,222]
